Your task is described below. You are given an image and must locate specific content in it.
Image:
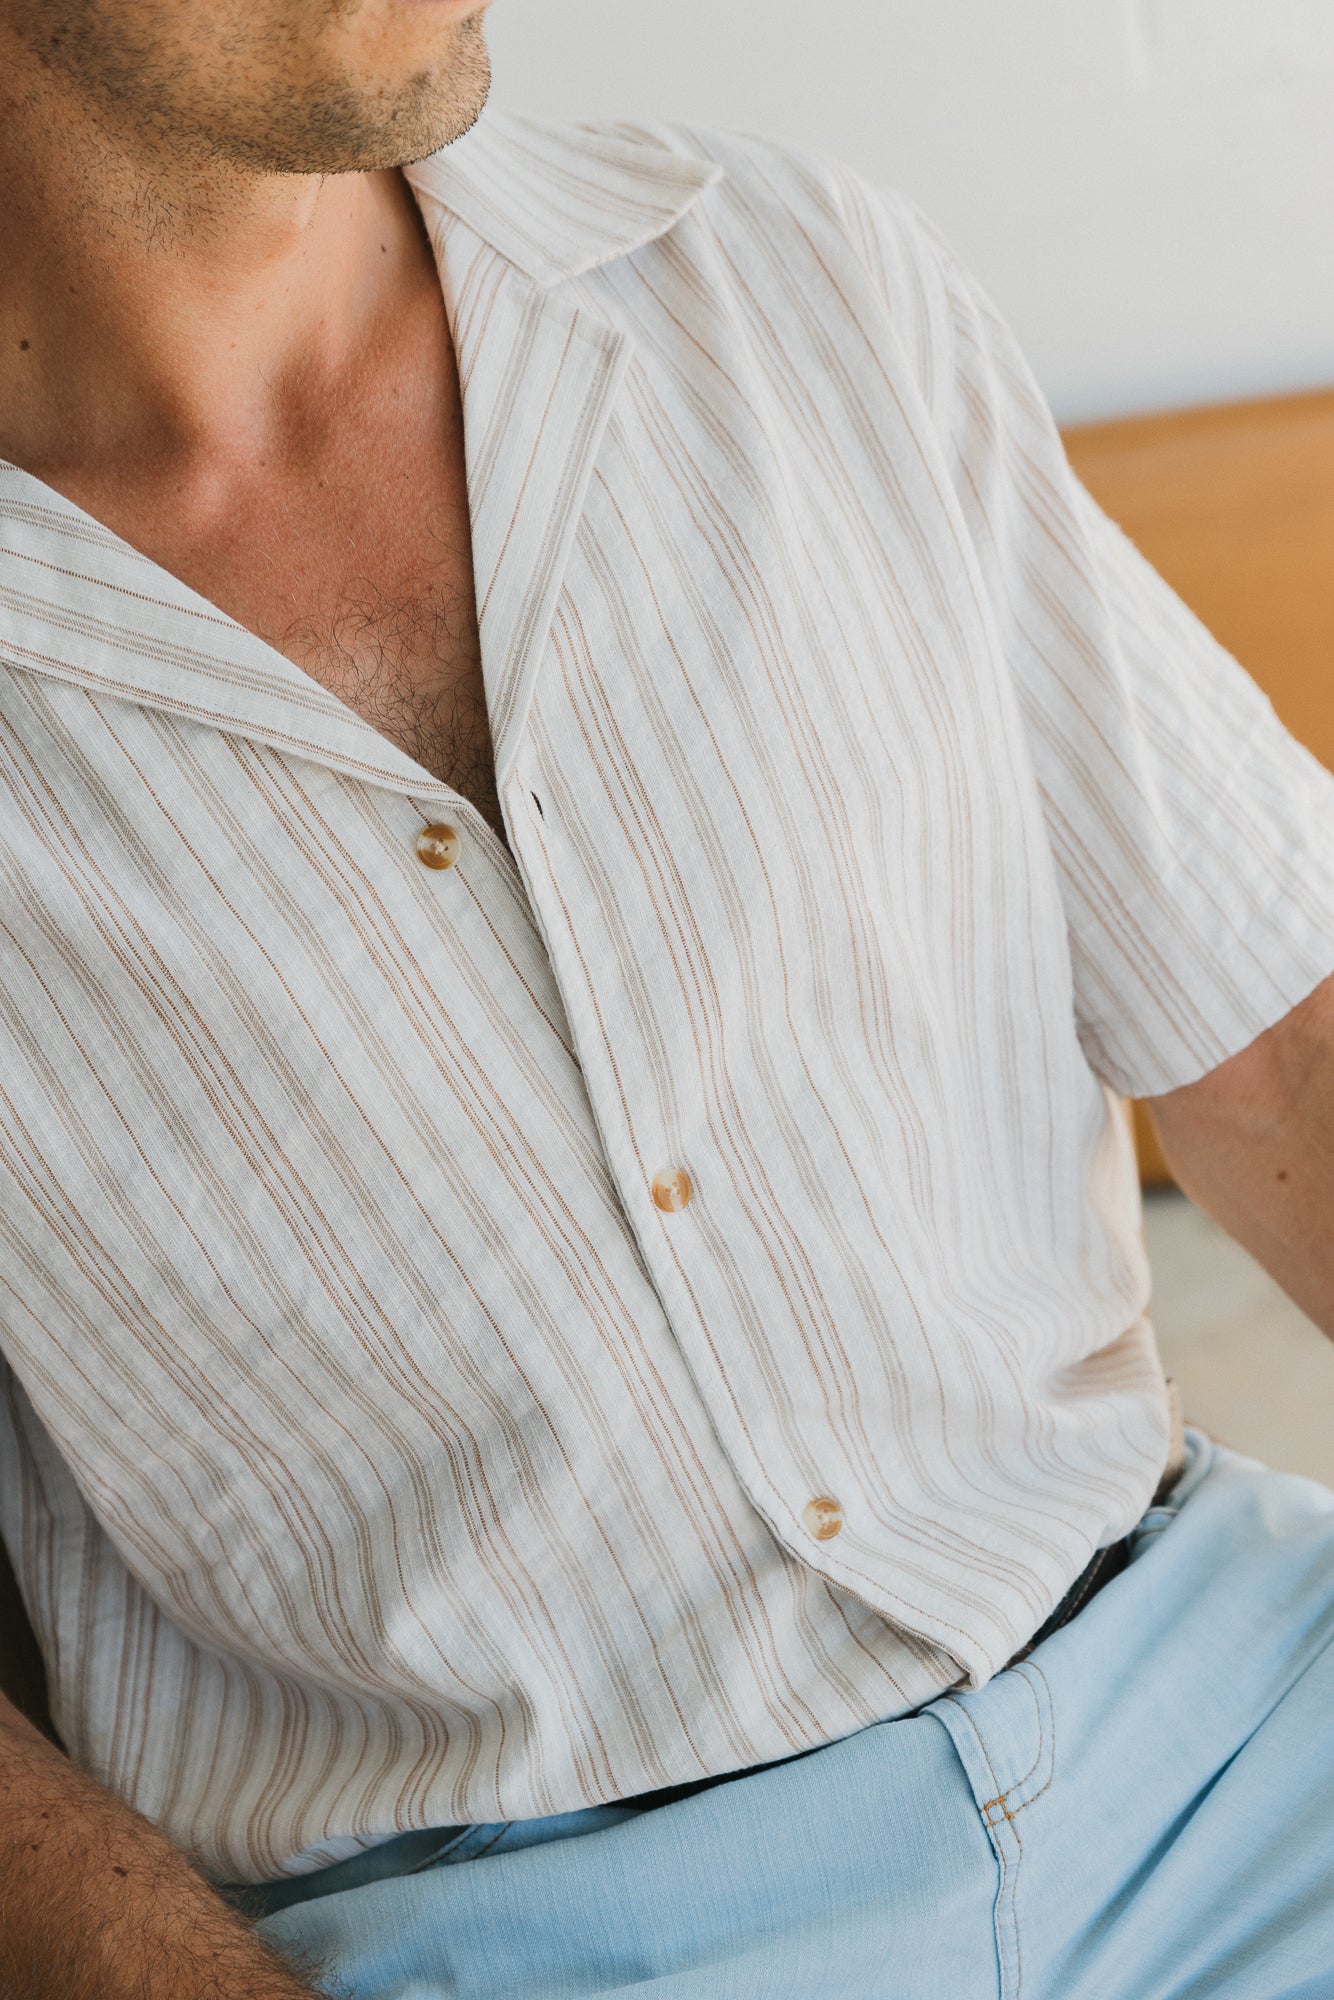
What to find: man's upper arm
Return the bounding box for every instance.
[1144,968,1334,1339]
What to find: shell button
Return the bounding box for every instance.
[416,823,462,871]
[651,1167,693,1214]
[802,1496,844,1542]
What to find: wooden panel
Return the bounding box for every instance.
[1061,388,1334,1186]
[1063,388,1334,774]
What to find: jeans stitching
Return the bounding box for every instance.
[974,1663,1053,1818]
[939,1695,1024,1998]
[986,1667,1057,1822]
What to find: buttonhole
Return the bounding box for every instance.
[530,792,545,818]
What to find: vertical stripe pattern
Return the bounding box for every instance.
[1,107,1332,1886]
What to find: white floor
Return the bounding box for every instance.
[1143,1189,1334,1485]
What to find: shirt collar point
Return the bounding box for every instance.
[402,104,725,289]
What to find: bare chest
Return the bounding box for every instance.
[256,529,504,845]
[93,483,506,849]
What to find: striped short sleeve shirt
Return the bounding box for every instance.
[2,105,1333,1886]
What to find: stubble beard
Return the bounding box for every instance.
[208,15,495,177]
[18,0,493,182]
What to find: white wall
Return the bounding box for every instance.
[484,0,1334,424]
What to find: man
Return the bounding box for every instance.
[0,0,1332,1991]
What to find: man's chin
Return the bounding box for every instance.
[390,69,491,169]
[220,63,491,179]
[345,34,491,174]
[212,13,492,179]
[376,12,492,169]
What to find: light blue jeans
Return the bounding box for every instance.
[240,1431,1334,1997]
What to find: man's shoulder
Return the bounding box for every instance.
[606,115,959,403]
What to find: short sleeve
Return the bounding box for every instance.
[835,168,1334,1098]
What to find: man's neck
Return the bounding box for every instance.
[0,48,434,492]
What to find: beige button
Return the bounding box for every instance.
[416,823,461,871]
[651,1167,693,1213]
[803,1496,844,1541]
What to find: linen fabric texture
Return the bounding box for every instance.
[0,106,1331,1885]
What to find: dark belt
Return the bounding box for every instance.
[1004,1533,1131,1668]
